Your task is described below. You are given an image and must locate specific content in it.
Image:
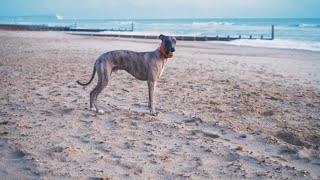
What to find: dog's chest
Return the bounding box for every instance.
[159,63,166,77]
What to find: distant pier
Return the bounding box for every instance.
[0,24,274,41]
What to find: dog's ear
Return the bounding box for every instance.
[159,34,165,41]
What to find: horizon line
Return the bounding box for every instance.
[0,15,320,20]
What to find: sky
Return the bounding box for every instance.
[0,0,320,19]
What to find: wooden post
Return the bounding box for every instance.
[131,22,134,31]
[271,25,274,40]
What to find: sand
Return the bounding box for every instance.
[0,30,320,179]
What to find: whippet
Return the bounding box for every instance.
[77,34,176,116]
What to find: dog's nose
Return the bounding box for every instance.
[171,48,175,52]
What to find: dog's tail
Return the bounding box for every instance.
[76,62,96,86]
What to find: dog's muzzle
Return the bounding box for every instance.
[167,47,175,55]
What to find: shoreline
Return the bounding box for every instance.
[66,30,320,54]
[1,30,319,179]
[0,24,270,41]
[1,24,319,51]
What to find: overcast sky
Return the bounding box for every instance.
[1,0,320,19]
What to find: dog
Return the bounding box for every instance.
[76,34,176,116]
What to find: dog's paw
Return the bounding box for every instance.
[90,108,96,112]
[98,109,104,114]
[150,111,159,116]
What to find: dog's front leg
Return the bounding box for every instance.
[148,80,158,116]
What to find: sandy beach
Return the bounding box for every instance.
[0,30,319,179]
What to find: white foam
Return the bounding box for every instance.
[299,23,320,28]
[97,31,197,37]
[191,21,234,27]
[222,39,320,52]
[56,15,64,20]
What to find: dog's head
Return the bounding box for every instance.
[159,34,176,56]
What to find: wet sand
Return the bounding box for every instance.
[0,30,320,179]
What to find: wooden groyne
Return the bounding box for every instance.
[0,24,274,41]
[67,33,243,41]
[0,23,134,32]
[68,33,274,42]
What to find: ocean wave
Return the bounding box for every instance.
[192,21,234,27]
[117,31,183,36]
[56,15,63,20]
[289,23,320,28]
[134,22,178,27]
[223,39,320,51]
[299,23,320,28]
[107,21,133,25]
[119,21,133,25]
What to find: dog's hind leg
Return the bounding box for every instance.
[90,61,112,114]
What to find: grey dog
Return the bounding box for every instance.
[77,34,176,116]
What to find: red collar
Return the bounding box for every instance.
[160,46,173,58]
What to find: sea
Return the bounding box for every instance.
[1,15,320,51]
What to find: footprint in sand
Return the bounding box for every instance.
[64,108,74,114]
[190,130,220,139]
[192,157,203,167]
[220,152,241,162]
[262,110,274,117]
[40,110,54,116]
[310,136,320,147]
[123,142,134,149]
[185,117,203,123]
[81,113,91,118]
[278,146,312,163]
[48,146,64,153]
[110,141,135,151]
[184,117,203,126]
[0,121,15,126]
[278,146,298,155]
[47,146,66,162]
[35,93,47,100]
[276,131,305,146]
[34,93,42,97]
[55,108,74,115]
[10,149,27,160]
